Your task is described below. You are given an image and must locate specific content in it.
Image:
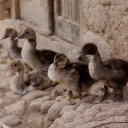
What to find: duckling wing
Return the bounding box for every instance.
[68,68,80,83]
[104,58,128,70]
[103,58,128,80]
[72,63,93,83]
[20,83,27,91]
[36,49,56,64]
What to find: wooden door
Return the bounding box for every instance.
[54,0,80,44]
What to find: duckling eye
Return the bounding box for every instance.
[12,64,17,66]
[58,58,64,62]
[25,31,29,34]
[6,29,12,34]
[10,64,16,69]
[13,63,18,67]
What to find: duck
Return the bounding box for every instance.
[25,70,56,91]
[15,28,57,71]
[48,53,95,99]
[0,28,21,59]
[8,59,28,95]
[78,43,128,102]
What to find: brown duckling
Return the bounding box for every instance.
[48,53,95,99]
[9,59,28,95]
[15,28,57,71]
[78,43,128,102]
[0,28,21,59]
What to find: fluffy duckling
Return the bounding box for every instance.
[0,28,21,59]
[78,43,128,102]
[48,53,95,99]
[9,59,28,95]
[15,28,57,71]
[25,70,56,91]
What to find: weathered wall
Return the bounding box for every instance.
[20,0,53,35]
[81,0,128,59]
[0,0,11,19]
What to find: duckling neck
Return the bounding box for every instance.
[22,39,44,70]
[22,39,36,53]
[89,51,103,79]
[9,38,18,49]
[28,39,37,49]
[17,70,24,78]
[90,52,102,65]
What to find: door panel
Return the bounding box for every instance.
[54,0,80,44]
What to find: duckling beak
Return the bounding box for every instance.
[14,34,25,40]
[14,36,19,40]
[0,34,8,40]
[76,51,89,64]
[0,35,8,44]
[75,52,83,60]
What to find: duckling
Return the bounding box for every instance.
[15,28,57,71]
[0,28,21,59]
[48,53,95,99]
[25,70,56,91]
[9,59,28,95]
[78,43,128,102]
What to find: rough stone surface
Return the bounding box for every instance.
[22,90,49,101]
[51,84,66,97]
[5,100,26,115]
[6,91,21,99]
[61,111,78,123]
[60,105,76,116]
[27,114,43,128]
[81,0,128,59]
[0,115,20,127]
[29,96,51,111]
[47,101,69,121]
[41,100,54,114]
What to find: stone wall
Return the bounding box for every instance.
[18,0,128,59]
[81,0,128,59]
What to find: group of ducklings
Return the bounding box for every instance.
[0,27,128,102]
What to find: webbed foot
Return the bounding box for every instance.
[113,88,124,102]
[95,86,109,103]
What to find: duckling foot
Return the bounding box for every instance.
[94,86,109,103]
[79,94,83,100]
[113,95,124,102]
[94,96,107,104]
[113,89,124,102]
[68,91,73,101]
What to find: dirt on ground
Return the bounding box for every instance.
[0,47,128,128]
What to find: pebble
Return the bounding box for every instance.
[23,90,49,101]
[0,115,20,127]
[5,100,26,115]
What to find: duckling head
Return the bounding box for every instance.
[16,28,36,41]
[1,28,18,40]
[77,43,98,59]
[54,53,69,69]
[9,59,24,72]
